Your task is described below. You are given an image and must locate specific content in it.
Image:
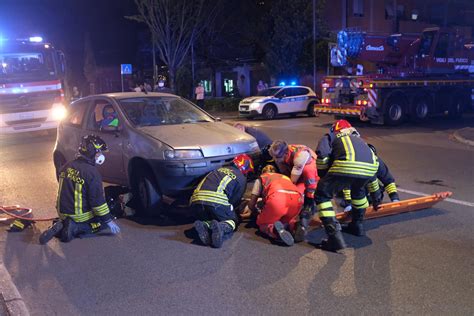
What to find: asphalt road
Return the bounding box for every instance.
[1,114,473,315]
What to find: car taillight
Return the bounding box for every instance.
[324,98,331,104]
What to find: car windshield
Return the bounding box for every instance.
[118,96,214,127]
[257,87,281,96]
[0,51,56,84]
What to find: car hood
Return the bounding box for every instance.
[241,96,271,103]
[138,122,259,157]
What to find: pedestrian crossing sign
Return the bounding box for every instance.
[121,64,132,75]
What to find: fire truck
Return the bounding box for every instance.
[316,27,474,125]
[0,36,67,133]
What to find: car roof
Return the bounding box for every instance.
[269,85,312,89]
[99,92,178,99]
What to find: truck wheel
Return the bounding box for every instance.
[306,101,317,117]
[385,98,406,125]
[262,105,277,120]
[411,97,430,122]
[133,167,163,217]
[448,97,464,119]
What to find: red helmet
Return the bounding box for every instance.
[331,119,352,133]
[233,154,254,175]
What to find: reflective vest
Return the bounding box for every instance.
[260,173,300,201]
[283,144,317,167]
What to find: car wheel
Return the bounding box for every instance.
[307,102,317,117]
[54,153,66,181]
[262,105,277,120]
[134,167,163,217]
[385,97,406,126]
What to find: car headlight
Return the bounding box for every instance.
[164,149,203,159]
[249,102,261,109]
[52,103,67,121]
[249,141,259,150]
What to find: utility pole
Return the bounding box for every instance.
[152,34,157,87]
[313,0,317,92]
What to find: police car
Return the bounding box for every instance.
[239,85,319,119]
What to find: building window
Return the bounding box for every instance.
[353,0,364,17]
[224,79,234,96]
[203,80,212,94]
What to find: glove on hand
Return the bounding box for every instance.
[371,191,383,211]
[107,220,121,234]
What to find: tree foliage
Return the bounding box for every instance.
[127,0,216,90]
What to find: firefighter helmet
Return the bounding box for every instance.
[269,140,288,159]
[331,119,352,133]
[78,135,108,164]
[233,154,254,175]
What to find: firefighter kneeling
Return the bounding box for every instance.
[315,120,382,252]
[191,154,253,248]
[39,135,120,244]
[246,165,303,246]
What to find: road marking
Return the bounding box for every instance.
[398,188,474,207]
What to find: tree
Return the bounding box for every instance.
[83,32,97,95]
[127,0,215,91]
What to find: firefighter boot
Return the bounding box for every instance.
[194,220,211,246]
[210,220,233,248]
[320,217,347,253]
[293,221,307,243]
[61,218,93,242]
[273,221,294,246]
[345,208,366,236]
[39,220,64,245]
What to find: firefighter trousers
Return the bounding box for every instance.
[256,191,303,238]
[192,203,238,231]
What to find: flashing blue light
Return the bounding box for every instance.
[29,36,43,43]
[290,81,296,86]
[279,81,285,86]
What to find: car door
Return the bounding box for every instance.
[294,87,310,112]
[58,99,90,162]
[82,97,127,184]
[275,88,295,114]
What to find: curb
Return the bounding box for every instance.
[452,129,474,147]
[0,263,29,316]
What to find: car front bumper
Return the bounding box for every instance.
[147,151,261,196]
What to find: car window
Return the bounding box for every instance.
[295,88,309,96]
[118,96,213,127]
[87,99,120,131]
[275,88,292,98]
[64,101,88,127]
[257,87,280,96]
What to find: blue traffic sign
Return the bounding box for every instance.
[121,64,132,75]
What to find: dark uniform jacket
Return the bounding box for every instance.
[57,158,113,223]
[190,166,246,208]
[316,131,379,179]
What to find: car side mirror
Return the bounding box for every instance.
[215,117,222,121]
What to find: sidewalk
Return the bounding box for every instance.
[453,128,474,146]
[0,260,29,315]
[206,110,240,120]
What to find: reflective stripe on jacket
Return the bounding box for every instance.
[260,173,300,201]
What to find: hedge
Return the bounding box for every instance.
[199,98,241,112]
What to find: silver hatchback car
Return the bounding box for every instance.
[53,92,260,214]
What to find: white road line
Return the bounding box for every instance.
[398,188,474,207]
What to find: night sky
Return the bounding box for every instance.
[0,0,141,85]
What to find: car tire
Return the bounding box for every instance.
[384,97,406,126]
[54,152,66,181]
[262,104,277,120]
[133,167,163,217]
[307,102,317,117]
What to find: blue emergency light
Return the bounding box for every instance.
[29,36,43,43]
[279,81,286,86]
[290,81,296,86]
